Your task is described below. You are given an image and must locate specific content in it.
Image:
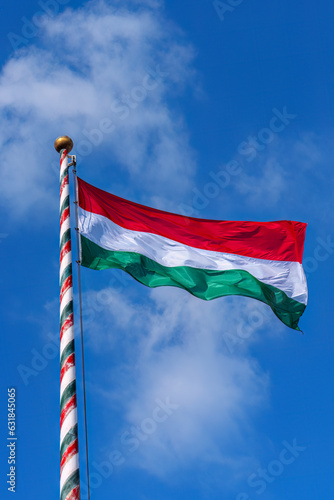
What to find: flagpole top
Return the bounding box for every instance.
[54,136,73,154]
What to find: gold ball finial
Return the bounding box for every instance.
[54,135,73,154]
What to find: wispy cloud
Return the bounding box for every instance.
[0,0,197,219]
[82,285,275,480]
[204,131,334,226]
[233,132,333,213]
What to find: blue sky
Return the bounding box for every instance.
[1,0,334,499]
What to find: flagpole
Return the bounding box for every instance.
[73,157,91,500]
[55,136,81,500]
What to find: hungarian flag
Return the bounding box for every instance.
[77,178,307,330]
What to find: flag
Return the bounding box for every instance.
[77,178,307,330]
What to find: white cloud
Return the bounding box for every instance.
[234,156,286,208]
[82,285,276,480]
[0,0,197,219]
[230,132,334,224]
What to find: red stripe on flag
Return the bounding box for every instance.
[78,177,307,263]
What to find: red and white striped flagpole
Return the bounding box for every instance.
[55,136,81,500]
